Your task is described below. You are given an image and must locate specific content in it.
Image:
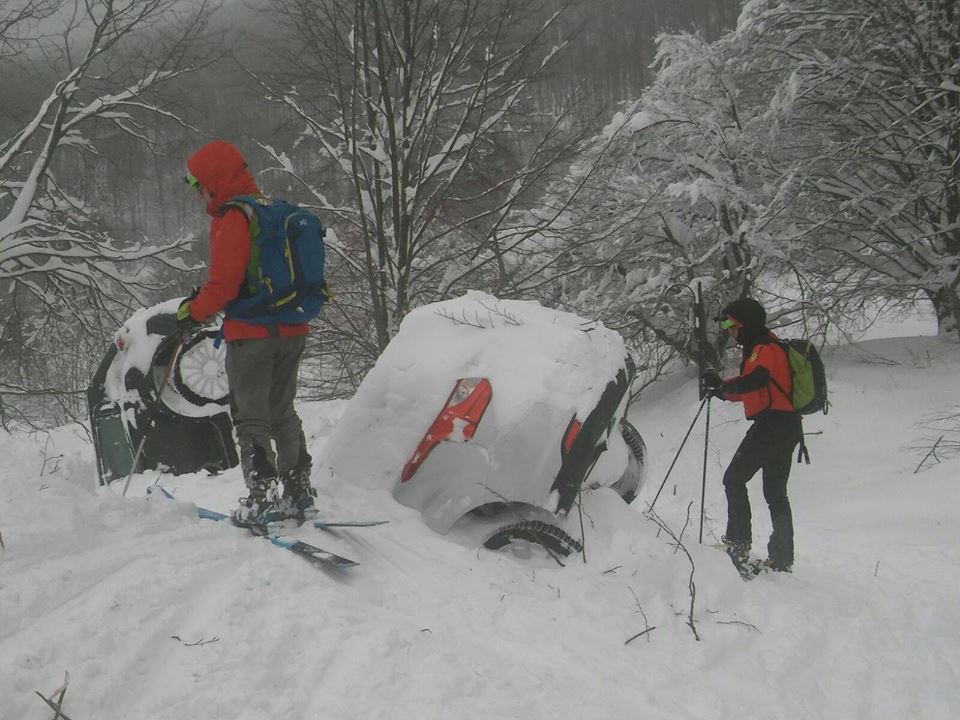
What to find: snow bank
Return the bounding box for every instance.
[1,334,959,720]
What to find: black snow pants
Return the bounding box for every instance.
[722,410,802,568]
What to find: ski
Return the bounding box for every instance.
[267,517,390,532]
[313,519,389,529]
[192,501,387,530]
[150,487,359,570]
[250,528,359,570]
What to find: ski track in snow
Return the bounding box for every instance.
[1,336,960,719]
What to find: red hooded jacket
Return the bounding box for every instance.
[721,332,794,419]
[185,140,309,341]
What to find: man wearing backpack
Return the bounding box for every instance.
[176,139,318,527]
[701,297,802,575]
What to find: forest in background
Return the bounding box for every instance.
[1,0,957,429]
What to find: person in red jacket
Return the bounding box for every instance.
[701,298,801,574]
[177,139,317,526]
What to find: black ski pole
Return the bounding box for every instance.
[649,397,707,512]
[698,396,711,544]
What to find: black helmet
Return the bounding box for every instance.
[722,297,766,328]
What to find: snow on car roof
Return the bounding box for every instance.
[320,291,628,492]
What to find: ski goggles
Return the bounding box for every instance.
[183,171,201,190]
[720,317,740,330]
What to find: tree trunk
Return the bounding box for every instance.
[928,286,960,339]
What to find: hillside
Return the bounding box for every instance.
[1,335,959,720]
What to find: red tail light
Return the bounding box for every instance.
[400,377,493,484]
[562,416,581,457]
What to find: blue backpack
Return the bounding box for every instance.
[222,195,329,326]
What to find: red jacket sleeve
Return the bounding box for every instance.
[189,209,251,321]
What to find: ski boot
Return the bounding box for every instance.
[721,536,757,580]
[759,558,793,574]
[232,477,282,528]
[233,444,282,527]
[279,448,318,522]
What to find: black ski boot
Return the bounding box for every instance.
[232,478,281,528]
[280,447,318,522]
[233,444,281,527]
[721,536,757,580]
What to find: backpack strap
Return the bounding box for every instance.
[796,418,810,464]
[768,341,795,410]
[771,341,810,463]
[219,194,266,220]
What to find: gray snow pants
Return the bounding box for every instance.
[225,334,308,488]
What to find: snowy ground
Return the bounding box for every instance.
[2,333,959,719]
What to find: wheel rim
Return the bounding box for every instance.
[173,332,229,406]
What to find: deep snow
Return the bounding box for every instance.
[1,333,959,720]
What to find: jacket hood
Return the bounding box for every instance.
[186,140,260,215]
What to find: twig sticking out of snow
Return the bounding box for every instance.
[435,308,489,328]
[435,302,524,329]
[624,586,655,645]
[645,503,701,641]
[624,627,657,645]
[35,671,72,720]
[478,301,522,326]
[171,635,220,647]
[913,434,944,474]
[715,620,760,633]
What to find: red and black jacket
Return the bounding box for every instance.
[720,332,794,419]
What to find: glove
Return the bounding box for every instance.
[176,288,202,334]
[700,370,724,399]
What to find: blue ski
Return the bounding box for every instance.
[197,505,388,530]
[151,487,358,570]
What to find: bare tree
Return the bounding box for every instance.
[0,0,214,426]
[253,0,598,362]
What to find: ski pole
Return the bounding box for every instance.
[649,397,707,511]
[698,396,711,544]
[121,336,186,498]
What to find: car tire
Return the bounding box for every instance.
[610,418,646,504]
[483,520,583,558]
[172,330,230,407]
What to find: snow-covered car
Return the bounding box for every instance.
[87,299,238,485]
[320,292,647,557]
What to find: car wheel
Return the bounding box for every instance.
[483,520,583,558]
[173,330,230,407]
[610,418,647,504]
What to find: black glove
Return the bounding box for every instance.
[700,370,724,399]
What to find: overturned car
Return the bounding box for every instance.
[320,292,646,557]
[87,299,238,485]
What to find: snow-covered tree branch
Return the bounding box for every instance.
[0,0,213,425]
[255,0,595,358]
[735,0,960,337]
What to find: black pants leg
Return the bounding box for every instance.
[722,413,800,565]
[762,449,794,568]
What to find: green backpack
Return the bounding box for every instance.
[773,338,829,415]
